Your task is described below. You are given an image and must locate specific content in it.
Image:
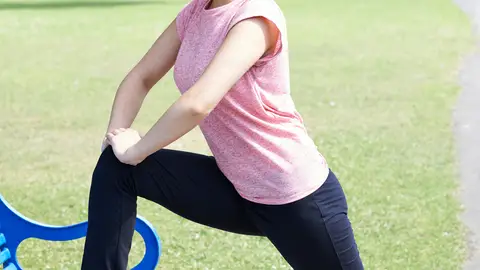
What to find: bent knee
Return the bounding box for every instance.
[91,146,131,187]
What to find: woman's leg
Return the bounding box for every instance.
[81,147,261,270]
[245,170,363,270]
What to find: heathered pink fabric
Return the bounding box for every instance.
[174,0,329,204]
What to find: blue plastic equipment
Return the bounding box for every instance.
[0,194,161,269]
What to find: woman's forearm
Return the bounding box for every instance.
[106,73,149,133]
[106,20,181,134]
[132,95,208,160]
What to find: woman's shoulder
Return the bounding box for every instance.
[231,0,287,37]
[239,0,284,14]
[235,0,286,27]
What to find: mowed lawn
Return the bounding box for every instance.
[0,0,473,269]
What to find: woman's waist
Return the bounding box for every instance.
[210,137,327,177]
[225,163,330,205]
[207,134,322,163]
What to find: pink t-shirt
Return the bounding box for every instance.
[174,0,329,204]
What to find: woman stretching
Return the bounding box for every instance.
[81,0,363,269]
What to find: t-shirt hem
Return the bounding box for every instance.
[238,167,330,205]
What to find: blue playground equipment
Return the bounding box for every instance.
[0,194,161,269]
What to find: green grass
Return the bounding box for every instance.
[0,0,473,269]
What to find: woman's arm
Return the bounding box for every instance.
[105,19,181,134]
[128,17,279,162]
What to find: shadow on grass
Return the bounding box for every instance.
[0,1,166,10]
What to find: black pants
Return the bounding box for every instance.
[81,147,363,270]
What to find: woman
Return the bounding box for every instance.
[81,0,363,269]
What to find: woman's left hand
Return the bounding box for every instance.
[106,128,144,166]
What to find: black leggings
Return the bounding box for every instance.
[81,147,363,270]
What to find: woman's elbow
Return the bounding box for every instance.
[179,96,213,117]
[124,69,154,93]
[186,103,212,117]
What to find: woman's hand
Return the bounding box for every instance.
[106,128,144,165]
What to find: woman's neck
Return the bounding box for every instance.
[208,0,233,9]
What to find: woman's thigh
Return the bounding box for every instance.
[245,170,363,270]
[130,148,262,236]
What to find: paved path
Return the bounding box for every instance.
[453,1,480,269]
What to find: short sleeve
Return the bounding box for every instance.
[176,0,197,42]
[228,0,287,62]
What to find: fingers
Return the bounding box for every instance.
[106,132,115,143]
[106,128,126,142]
[106,128,141,144]
[112,128,126,135]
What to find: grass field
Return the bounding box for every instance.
[0,0,474,269]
